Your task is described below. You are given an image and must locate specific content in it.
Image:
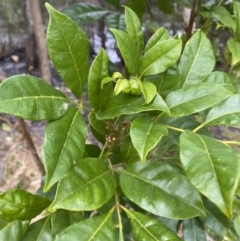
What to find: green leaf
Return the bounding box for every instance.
[121,136,139,163]
[105,0,120,8]
[156,0,173,14]
[63,3,109,24]
[22,210,84,241]
[183,218,207,241]
[53,212,115,241]
[0,189,50,221]
[110,28,140,75]
[234,213,240,237]
[145,27,169,53]
[178,31,215,87]
[96,93,170,120]
[180,131,240,217]
[88,112,108,135]
[120,161,205,219]
[200,6,235,31]
[49,158,116,212]
[139,39,182,78]
[203,71,235,93]
[125,210,182,240]
[107,13,126,31]
[227,38,240,67]
[202,94,240,127]
[130,115,168,163]
[0,75,68,121]
[234,1,240,41]
[165,83,232,117]
[46,3,89,98]
[145,66,180,98]
[201,199,232,238]
[125,0,146,19]
[43,107,87,192]
[88,48,112,111]
[125,6,144,53]
[85,144,101,158]
[0,216,29,241]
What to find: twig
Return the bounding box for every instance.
[17,118,45,175]
[185,0,200,42]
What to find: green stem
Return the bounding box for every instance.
[193,123,205,133]
[167,125,185,133]
[115,192,124,241]
[98,141,109,159]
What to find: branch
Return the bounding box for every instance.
[17,118,45,175]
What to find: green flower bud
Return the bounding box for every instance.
[122,79,131,94]
[112,72,123,81]
[130,79,141,96]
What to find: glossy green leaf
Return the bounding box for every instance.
[125,210,182,241]
[105,0,120,8]
[130,115,168,163]
[97,93,170,120]
[200,6,235,31]
[46,3,89,98]
[0,216,29,241]
[234,213,240,237]
[180,131,240,217]
[107,13,126,31]
[88,112,109,135]
[0,75,68,121]
[165,83,232,117]
[156,0,173,14]
[54,212,115,241]
[49,158,116,211]
[85,144,101,158]
[63,3,109,24]
[158,217,181,233]
[178,31,215,87]
[88,48,112,111]
[121,136,139,163]
[202,94,240,127]
[110,28,140,75]
[120,161,205,219]
[22,210,84,241]
[125,0,146,19]
[183,218,207,241]
[203,71,235,93]
[145,27,168,53]
[0,189,50,221]
[125,6,143,53]
[145,66,180,98]
[227,38,240,67]
[234,1,240,41]
[201,199,232,238]
[43,107,87,192]
[139,39,182,78]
